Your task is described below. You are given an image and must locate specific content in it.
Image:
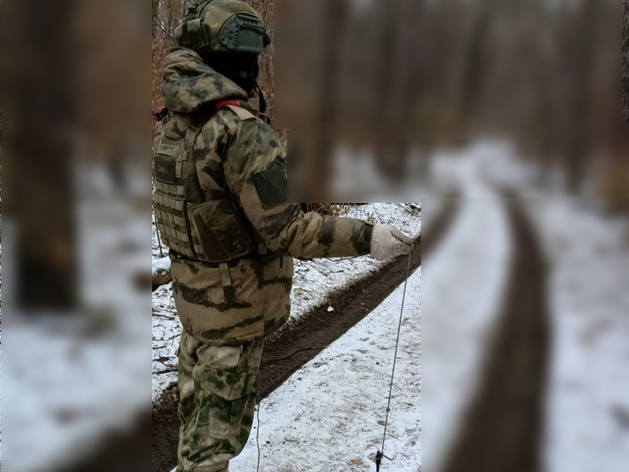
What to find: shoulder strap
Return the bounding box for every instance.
[225,104,256,121]
[214,99,258,121]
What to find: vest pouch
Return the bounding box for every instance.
[188,198,253,263]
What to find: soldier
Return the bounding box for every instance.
[153,1,413,471]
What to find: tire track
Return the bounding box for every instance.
[441,198,549,472]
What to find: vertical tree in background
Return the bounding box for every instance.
[152,0,183,107]
[622,0,629,121]
[151,0,624,200]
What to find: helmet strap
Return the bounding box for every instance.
[254,82,271,124]
[255,82,267,115]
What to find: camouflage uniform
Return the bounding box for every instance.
[155,47,373,472]
[178,329,263,472]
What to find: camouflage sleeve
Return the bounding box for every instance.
[223,118,373,259]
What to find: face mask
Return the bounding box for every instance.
[205,52,259,93]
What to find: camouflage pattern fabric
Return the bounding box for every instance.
[162,48,248,114]
[171,254,293,346]
[158,47,374,346]
[158,43,374,472]
[177,328,264,472]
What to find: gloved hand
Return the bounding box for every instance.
[370,224,414,261]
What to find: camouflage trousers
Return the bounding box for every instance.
[177,328,264,472]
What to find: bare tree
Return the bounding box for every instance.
[622,0,629,121]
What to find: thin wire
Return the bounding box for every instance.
[251,245,415,470]
[326,255,362,263]
[380,246,414,457]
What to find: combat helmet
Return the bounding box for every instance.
[175,0,271,57]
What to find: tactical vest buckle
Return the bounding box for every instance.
[219,262,235,305]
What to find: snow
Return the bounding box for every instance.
[522,199,629,472]
[3,323,147,472]
[330,144,432,202]
[288,204,422,325]
[2,188,150,472]
[420,149,513,472]
[152,256,171,275]
[231,267,421,472]
[152,203,422,401]
[151,139,629,472]
[229,148,511,472]
[466,141,629,471]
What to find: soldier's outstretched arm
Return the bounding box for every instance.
[223,120,374,259]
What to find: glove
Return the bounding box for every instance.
[370,224,413,261]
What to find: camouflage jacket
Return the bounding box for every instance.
[156,48,373,345]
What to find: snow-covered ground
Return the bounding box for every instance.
[2,190,150,472]
[523,199,629,472]
[419,150,514,472]
[230,149,513,472]
[232,267,421,472]
[152,204,422,400]
[157,140,628,472]
[473,142,629,472]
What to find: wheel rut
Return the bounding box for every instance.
[441,198,549,472]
